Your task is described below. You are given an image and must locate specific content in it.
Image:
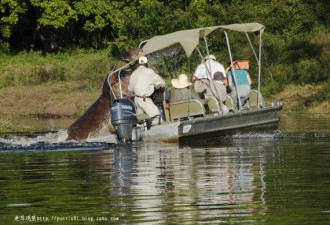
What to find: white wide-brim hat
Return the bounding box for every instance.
[139,56,148,64]
[171,74,192,89]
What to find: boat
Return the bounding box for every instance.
[87,22,283,144]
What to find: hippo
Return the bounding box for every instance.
[66,47,143,141]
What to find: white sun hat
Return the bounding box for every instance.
[138,56,148,64]
[171,74,192,89]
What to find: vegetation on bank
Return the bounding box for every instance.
[0,49,113,89]
[0,80,329,133]
[1,28,329,95]
[1,27,329,94]
[0,0,329,132]
[1,0,329,89]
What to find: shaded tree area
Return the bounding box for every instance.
[1,0,328,52]
[0,0,329,91]
[1,0,124,52]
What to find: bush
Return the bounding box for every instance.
[36,66,68,83]
[319,51,330,82]
[261,81,281,98]
[295,59,320,83]
[285,37,322,64]
[318,78,330,101]
[0,74,15,88]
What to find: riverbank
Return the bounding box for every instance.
[275,82,329,116]
[0,81,329,132]
[0,81,100,119]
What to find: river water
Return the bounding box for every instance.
[0,115,329,224]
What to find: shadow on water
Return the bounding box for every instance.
[0,141,117,153]
[179,130,328,148]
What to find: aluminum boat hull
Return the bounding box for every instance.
[87,104,282,144]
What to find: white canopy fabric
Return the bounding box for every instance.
[140,22,264,59]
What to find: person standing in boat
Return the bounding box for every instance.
[128,56,165,124]
[191,54,227,102]
[226,60,252,109]
[171,74,205,103]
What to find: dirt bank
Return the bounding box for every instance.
[0,81,329,120]
[276,83,329,117]
[0,82,100,118]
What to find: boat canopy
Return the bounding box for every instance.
[109,22,265,107]
[140,22,264,58]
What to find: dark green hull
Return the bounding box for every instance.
[178,104,282,141]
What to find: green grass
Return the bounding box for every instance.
[1,48,328,118]
[0,49,115,89]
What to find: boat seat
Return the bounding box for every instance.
[136,113,162,130]
[207,96,221,114]
[137,113,150,123]
[225,95,235,112]
[170,99,205,121]
[248,90,264,109]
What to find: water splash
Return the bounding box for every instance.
[48,119,55,131]
[0,130,68,147]
[180,130,328,148]
[0,130,118,153]
[0,129,120,152]
[231,131,328,140]
[148,45,181,65]
[231,131,286,140]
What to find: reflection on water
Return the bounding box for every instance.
[0,116,329,224]
[279,115,330,133]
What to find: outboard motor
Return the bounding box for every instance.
[111,99,137,143]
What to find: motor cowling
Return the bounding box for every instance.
[111,99,137,142]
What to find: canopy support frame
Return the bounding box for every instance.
[224,30,242,110]
[257,30,262,108]
[246,32,262,108]
[203,37,225,112]
[107,63,131,100]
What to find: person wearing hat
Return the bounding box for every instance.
[128,56,165,124]
[170,74,204,103]
[213,71,227,103]
[191,54,226,100]
[226,60,252,109]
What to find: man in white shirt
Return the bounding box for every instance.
[128,56,165,122]
[191,54,226,101]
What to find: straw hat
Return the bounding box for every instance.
[138,56,148,64]
[171,74,192,89]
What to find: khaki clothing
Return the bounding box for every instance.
[134,97,161,118]
[128,65,165,118]
[170,87,205,104]
[213,81,227,103]
[231,85,251,109]
[193,59,227,102]
[128,65,165,97]
[193,79,213,97]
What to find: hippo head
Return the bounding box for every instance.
[124,47,143,62]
